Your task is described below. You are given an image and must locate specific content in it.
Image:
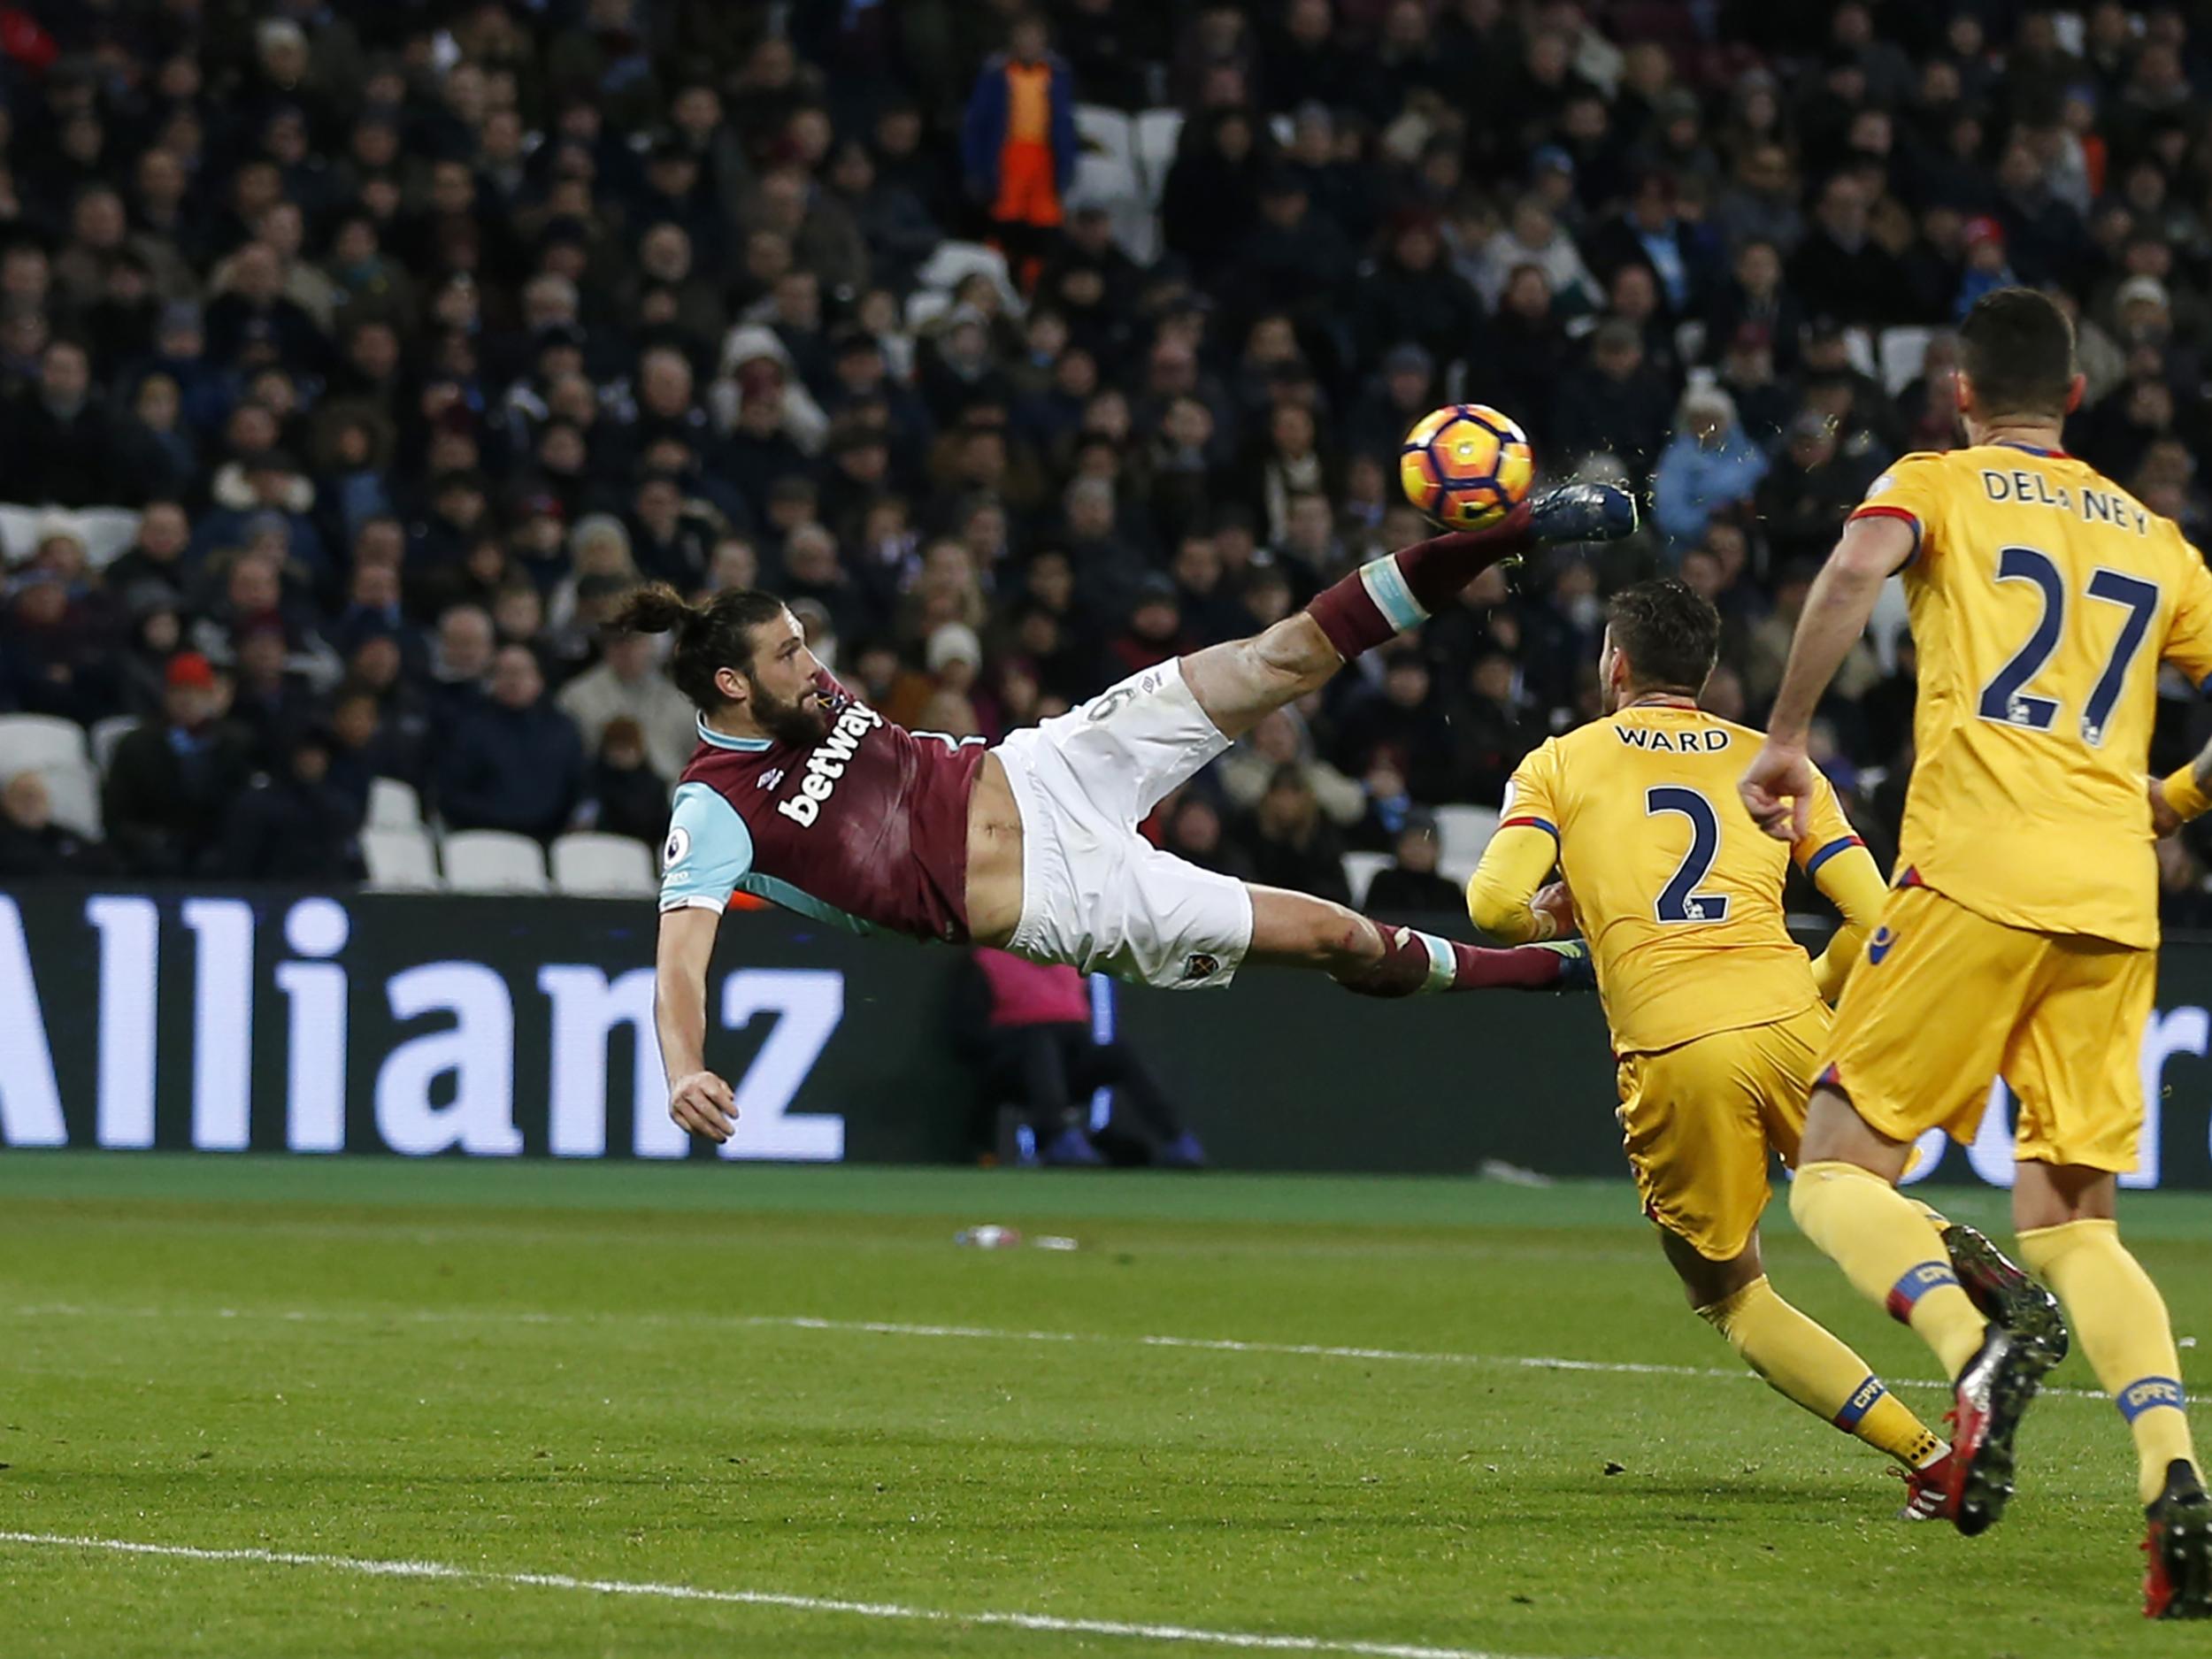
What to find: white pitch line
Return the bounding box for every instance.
[1,1302,2114,1400]
[0,1531,1571,1659]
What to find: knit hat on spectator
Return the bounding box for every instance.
[165,651,217,690]
[2116,275,2170,315]
[926,622,983,674]
[1962,216,2006,250]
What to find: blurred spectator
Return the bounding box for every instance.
[1239,762,1350,902]
[102,652,250,876]
[437,645,586,841]
[557,628,696,784]
[217,730,363,880]
[1364,810,1463,914]
[1653,386,1770,553]
[962,12,1079,288]
[582,717,673,849]
[0,770,116,879]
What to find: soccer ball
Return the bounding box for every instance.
[1399,403,1536,530]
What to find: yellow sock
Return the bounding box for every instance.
[2019,1218,2199,1505]
[1789,1161,1989,1379]
[1699,1276,1947,1468]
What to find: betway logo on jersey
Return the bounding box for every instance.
[778,703,885,826]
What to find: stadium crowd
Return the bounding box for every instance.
[4,0,2212,913]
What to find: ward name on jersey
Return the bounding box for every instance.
[1851,442,2212,948]
[657,672,986,941]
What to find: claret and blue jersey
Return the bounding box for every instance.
[656,675,987,944]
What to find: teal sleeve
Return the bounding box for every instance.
[658,781,753,913]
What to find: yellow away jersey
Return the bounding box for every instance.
[1503,705,1860,1054]
[1851,443,2212,948]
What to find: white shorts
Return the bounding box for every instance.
[992,659,1254,990]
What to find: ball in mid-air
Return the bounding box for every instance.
[1399,403,1536,530]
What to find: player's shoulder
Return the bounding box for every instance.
[1859,449,1954,503]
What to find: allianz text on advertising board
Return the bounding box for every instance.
[0,892,847,1159]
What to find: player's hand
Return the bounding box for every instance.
[2151,775,2183,839]
[1740,741,1816,843]
[1531,879,1576,940]
[669,1071,738,1143]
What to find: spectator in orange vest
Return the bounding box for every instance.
[961,13,1079,290]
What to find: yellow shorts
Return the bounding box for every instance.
[1616,1002,1828,1263]
[1820,884,2153,1172]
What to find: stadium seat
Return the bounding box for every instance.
[361,826,441,892]
[1133,108,1184,201]
[1073,104,1134,173]
[38,758,101,840]
[1877,326,1935,396]
[0,712,90,772]
[1439,855,1479,896]
[1433,804,1502,870]
[1341,850,1392,909]
[550,832,657,896]
[0,504,40,561]
[88,714,137,775]
[1842,326,1878,380]
[441,829,549,893]
[366,777,423,829]
[75,508,143,569]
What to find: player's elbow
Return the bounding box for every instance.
[1465,874,1533,943]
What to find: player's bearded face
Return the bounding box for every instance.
[745,668,833,746]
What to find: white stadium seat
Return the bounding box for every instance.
[0,505,41,562]
[74,509,143,570]
[89,714,137,775]
[550,832,657,896]
[0,712,90,772]
[1432,804,1503,871]
[362,826,441,892]
[1133,107,1185,200]
[1878,326,1936,397]
[1341,850,1392,909]
[441,829,549,894]
[37,758,101,840]
[366,777,423,829]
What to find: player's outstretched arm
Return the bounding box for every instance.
[1742,515,1915,841]
[1465,825,1571,943]
[656,905,738,1143]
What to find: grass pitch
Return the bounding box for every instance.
[2,1156,2208,1658]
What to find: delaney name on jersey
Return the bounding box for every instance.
[1980,467,2152,535]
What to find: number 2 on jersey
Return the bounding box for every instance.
[1646,787,1731,924]
[1977,545,2159,745]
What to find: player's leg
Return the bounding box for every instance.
[1786,891,2008,1380]
[1791,891,2072,1534]
[2005,942,2210,1616]
[1625,1021,1947,1485]
[1242,884,1585,995]
[1181,484,1637,741]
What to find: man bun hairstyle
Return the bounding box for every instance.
[608,582,789,711]
[1959,286,2075,421]
[1607,577,1720,696]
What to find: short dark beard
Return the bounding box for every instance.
[749,673,833,747]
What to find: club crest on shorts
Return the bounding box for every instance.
[1868,926,1897,964]
[1180,952,1220,980]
